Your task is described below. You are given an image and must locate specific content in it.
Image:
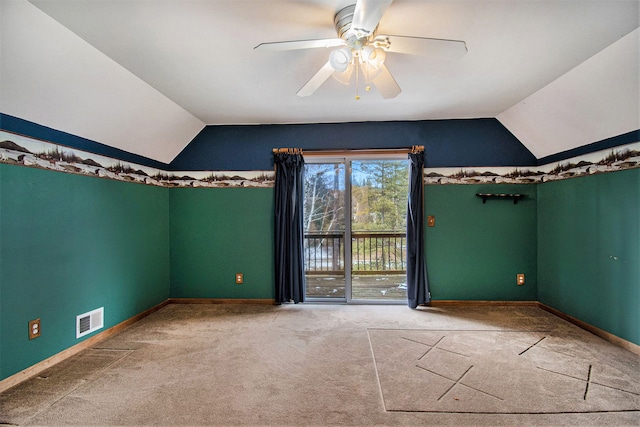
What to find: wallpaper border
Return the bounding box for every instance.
[424,142,639,185]
[0,130,274,188]
[1,130,638,187]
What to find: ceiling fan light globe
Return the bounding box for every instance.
[332,64,354,85]
[329,48,353,72]
[369,48,386,68]
[361,45,375,61]
[363,63,383,83]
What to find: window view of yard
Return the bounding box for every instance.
[303,159,408,300]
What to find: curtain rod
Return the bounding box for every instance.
[302,147,422,157]
[273,146,425,156]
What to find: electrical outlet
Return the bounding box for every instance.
[29,318,41,340]
[517,274,525,286]
[235,273,243,284]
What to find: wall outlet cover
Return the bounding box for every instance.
[29,318,41,340]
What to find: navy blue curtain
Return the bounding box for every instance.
[274,152,306,304]
[407,150,429,308]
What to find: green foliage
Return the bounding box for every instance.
[352,160,408,232]
[304,160,409,234]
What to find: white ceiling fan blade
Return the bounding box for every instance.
[351,0,393,37]
[375,35,467,59]
[254,38,345,51]
[372,64,401,99]
[297,61,335,97]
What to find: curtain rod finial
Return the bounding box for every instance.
[273,148,304,154]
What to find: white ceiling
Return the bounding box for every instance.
[1,0,638,164]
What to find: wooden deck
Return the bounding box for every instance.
[305,274,407,300]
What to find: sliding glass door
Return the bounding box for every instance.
[350,159,408,300]
[303,161,347,300]
[303,156,408,302]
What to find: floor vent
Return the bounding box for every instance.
[76,307,104,339]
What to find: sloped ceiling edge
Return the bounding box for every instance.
[497,28,640,159]
[0,0,205,164]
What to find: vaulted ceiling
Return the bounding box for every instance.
[1,0,638,164]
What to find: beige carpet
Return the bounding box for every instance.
[1,304,639,426]
[369,329,640,413]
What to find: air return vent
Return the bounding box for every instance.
[76,307,104,339]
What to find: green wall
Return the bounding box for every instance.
[425,184,538,301]
[538,168,640,345]
[2,160,638,383]
[169,187,274,299]
[0,164,170,380]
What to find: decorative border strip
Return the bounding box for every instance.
[0,130,274,188]
[2,130,638,187]
[424,142,639,185]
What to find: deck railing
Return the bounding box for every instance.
[304,231,406,275]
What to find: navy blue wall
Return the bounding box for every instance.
[169,119,536,171]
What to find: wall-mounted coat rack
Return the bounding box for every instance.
[476,193,525,204]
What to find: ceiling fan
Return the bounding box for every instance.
[254,0,467,99]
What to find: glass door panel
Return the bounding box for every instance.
[303,162,347,300]
[350,159,408,301]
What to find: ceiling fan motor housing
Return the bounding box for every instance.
[334,5,368,51]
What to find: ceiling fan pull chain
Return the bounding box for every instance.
[364,57,372,93]
[355,60,361,100]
